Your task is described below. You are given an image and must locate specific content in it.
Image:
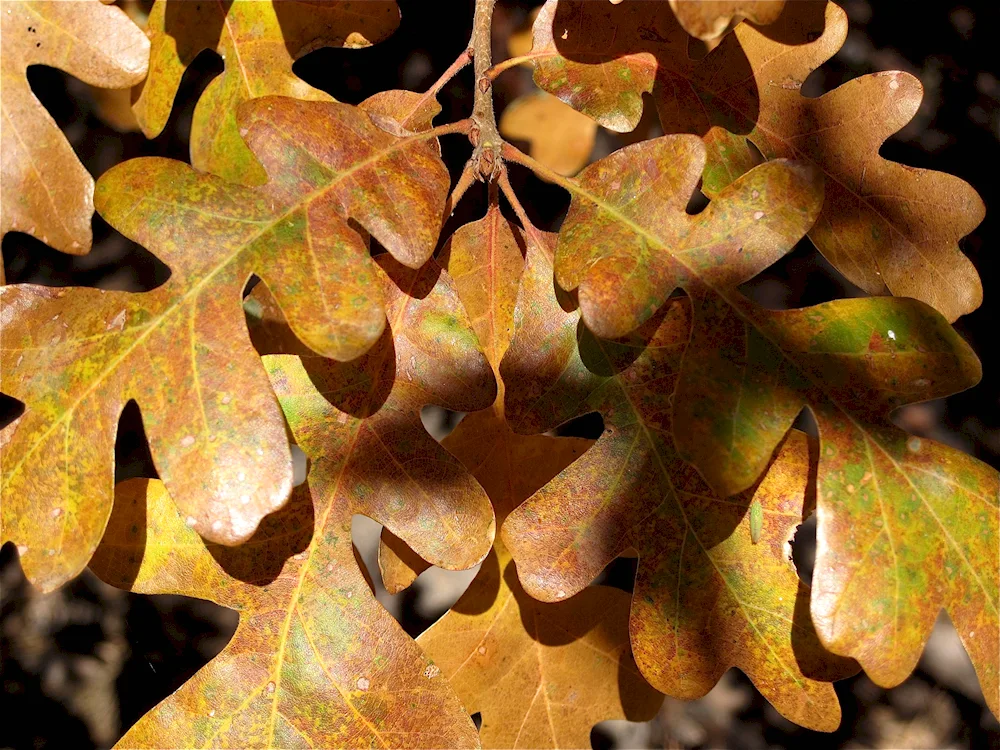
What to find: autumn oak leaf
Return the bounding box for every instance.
[90,478,482,749]
[0,97,449,591]
[376,206,593,590]
[261,253,498,591]
[0,0,149,274]
[499,237,855,730]
[87,254,499,748]
[532,134,999,715]
[421,544,663,749]
[527,0,984,321]
[367,207,659,746]
[134,0,400,183]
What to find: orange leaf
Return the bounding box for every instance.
[520,133,998,717]
[527,0,984,320]
[262,254,498,589]
[668,0,785,40]
[1,98,449,591]
[500,91,597,177]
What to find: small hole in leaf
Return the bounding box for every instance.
[790,511,817,586]
[555,411,605,440]
[470,712,483,731]
[421,405,465,441]
[290,444,309,488]
[590,723,615,750]
[1,393,25,430]
[685,179,710,215]
[115,400,157,484]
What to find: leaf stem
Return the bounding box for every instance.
[422,119,474,139]
[446,161,479,218]
[502,142,577,192]
[485,53,539,80]
[469,0,504,181]
[498,169,541,242]
[401,48,474,130]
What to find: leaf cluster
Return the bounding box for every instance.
[1,1,996,747]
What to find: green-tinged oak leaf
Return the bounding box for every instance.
[500,237,856,731]
[0,97,449,591]
[134,0,400,183]
[0,0,149,274]
[539,134,999,716]
[528,0,984,320]
[556,135,824,340]
[90,477,481,749]
[260,252,498,591]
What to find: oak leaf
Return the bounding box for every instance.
[499,91,596,177]
[375,205,588,591]
[422,544,662,748]
[371,207,660,746]
[261,252,499,603]
[90,477,482,749]
[133,0,400,183]
[500,236,855,730]
[0,0,149,275]
[0,97,449,591]
[527,0,984,320]
[535,134,999,716]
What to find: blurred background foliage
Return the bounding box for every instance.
[1,1,998,748]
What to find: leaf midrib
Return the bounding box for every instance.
[2,126,443,492]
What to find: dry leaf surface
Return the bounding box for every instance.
[90,477,481,749]
[261,253,499,593]
[528,0,984,320]
[500,237,855,730]
[0,0,149,270]
[526,135,998,715]
[0,97,449,591]
[374,207,660,746]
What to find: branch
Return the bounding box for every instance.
[469,0,503,181]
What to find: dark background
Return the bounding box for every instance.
[2,1,998,748]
